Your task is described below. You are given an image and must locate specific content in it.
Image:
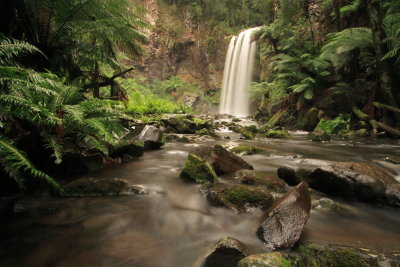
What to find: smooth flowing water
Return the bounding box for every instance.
[219,28,259,117]
[1,130,400,267]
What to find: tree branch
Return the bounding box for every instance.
[84,68,134,89]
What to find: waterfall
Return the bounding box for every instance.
[219,27,259,117]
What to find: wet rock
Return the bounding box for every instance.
[238,252,291,267]
[110,141,144,159]
[196,128,220,138]
[266,129,291,139]
[162,115,211,134]
[312,198,345,211]
[204,237,250,267]
[64,177,145,196]
[277,165,312,186]
[231,145,262,155]
[310,130,331,142]
[240,130,254,140]
[384,156,400,165]
[194,145,253,175]
[257,181,311,249]
[137,125,165,150]
[294,243,373,267]
[236,170,286,193]
[206,183,274,212]
[180,154,218,184]
[306,162,398,205]
[340,129,369,139]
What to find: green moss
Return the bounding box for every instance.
[64,178,130,196]
[223,185,274,210]
[231,145,261,155]
[238,253,293,267]
[240,172,286,193]
[310,130,331,142]
[240,130,254,140]
[193,117,207,125]
[316,114,350,135]
[180,154,218,184]
[196,128,219,138]
[312,198,345,211]
[296,244,371,267]
[265,110,288,129]
[266,129,291,139]
[339,129,369,139]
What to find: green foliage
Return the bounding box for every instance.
[316,114,350,134]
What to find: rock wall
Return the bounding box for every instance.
[134,0,228,91]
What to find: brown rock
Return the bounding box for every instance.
[204,237,250,267]
[257,181,311,249]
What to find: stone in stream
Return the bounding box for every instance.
[306,162,400,207]
[277,165,312,186]
[110,141,144,159]
[193,145,253,175]
[238,252,291,267]
[236,169,287,193]
[265,129,291,139]
[204,237,250,267]
[180,154,218,184]
[257,181,311,249]
[206,183,275,212]
[137,125,165,150]
[63,177,146,196]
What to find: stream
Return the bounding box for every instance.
[1,131,400,267]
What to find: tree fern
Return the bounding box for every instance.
[0,35,44,66]
[0,134,62,192]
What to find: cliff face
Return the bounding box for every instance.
[136,0,228,91]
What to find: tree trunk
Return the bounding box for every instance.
[333,0,342,31]
[92,62,100,98]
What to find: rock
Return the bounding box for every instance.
[238,252,291,267]
[240,130,254,140]
[312,198,345,211]
[162,115,211,134]
[303,108,321,131]
[204,237,250,267]
[180,154,218,184]
[277,165,312,186]
[194,145,253,175]
[110,141,144,158]
[384,156,400,165]
[63,177,144,196]
[310,130,331,142]
[206,184,274,212]
[196,128,220,138]
[340,129,369,139]
[231,145,262,155]
[306,162,395,204]
[295,243,372,267]
[236,170,286,193]
[257,181,311,249]
[266,129,291,139]
[57,153,104,178]
[137,125,165,150]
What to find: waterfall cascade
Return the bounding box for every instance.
[219,27,259,117]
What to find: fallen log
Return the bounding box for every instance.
[372,102,400,114]
[352,107,400,136]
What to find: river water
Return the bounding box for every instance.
[1,132,399,267]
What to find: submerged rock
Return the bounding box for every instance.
[180,154,218,184]
[312,198,345,211]
[238,252,291,267]
[194,145,253,175]
[204,237,250,267]
[63,177,145,196]
[206,183,275,212]
[257,181,311,249]
[137,125,165,150]
[236,170,286,193]
[231,145,262,155]
[265,129,291,139]
[196,128,220,138]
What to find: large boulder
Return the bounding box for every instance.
[265,129,291,139]
[306,162,399,206]
[206,183,275,212]
[180,154,218,184]
[238,252,291,267]
[137,125,165,150]
[277,165,312,186]
[204,237,250,267]
[194,145,253,175]
[257,181,311,249]
[63,177,146,196]
[162,115,212,134]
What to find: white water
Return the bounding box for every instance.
[219,28,259,117]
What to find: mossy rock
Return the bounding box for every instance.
[237,170,286,193]
[180,154,218,184]
[310,130,331,142]
[196,128,220,138]
[312,198,345,211]
[339,129,369,139]
[63,177,144,196]
[231,145,262,155]
[240,130,254,140]
[316,114,350,135]
[266,129,291,139]
[111,141,144,158]
[295,243,372,267]
[238,252,293,267]
[223,185,275,211]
